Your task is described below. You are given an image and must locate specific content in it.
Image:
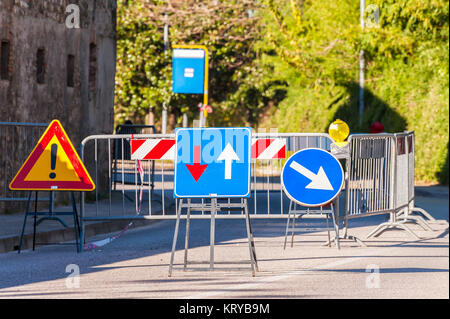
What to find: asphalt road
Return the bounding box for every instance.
[0,192,448,299]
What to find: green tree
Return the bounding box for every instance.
[115,0,282,129]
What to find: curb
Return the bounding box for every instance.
[0,218,161,254]
[0,196,176,254]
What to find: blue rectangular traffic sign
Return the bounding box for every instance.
[174,128,251,198]
[172,48,205,94]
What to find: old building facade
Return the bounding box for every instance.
[0,0,117,142]
[0,0,117,212]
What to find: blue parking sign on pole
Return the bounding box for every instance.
[172,48,206,94]
[281,148,344,207]
[174,127,251,198]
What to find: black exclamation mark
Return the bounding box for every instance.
[49,143,57,179]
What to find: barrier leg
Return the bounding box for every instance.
[398,212,434,231]
[169,198,183,277]
[410,206,437,222]
[366,222,387,239]
[183,199,191,271]
[367,222,421,239]
[395,223,421,239]
[367,213,420,239]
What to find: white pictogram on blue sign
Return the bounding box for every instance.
[281,148,344,207]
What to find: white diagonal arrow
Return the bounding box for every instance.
[217,143,240,180]
[289,160,334,191]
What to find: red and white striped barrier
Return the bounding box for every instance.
[130,138,286,160]
[251,138,286,160]
[131,139,175,160]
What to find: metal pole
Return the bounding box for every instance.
[182,113,188,127]
[199,111,205,128]
[162,104,168,134]
[201,47,209,128]
[244,199,256,276]
[359,0,365,126]
[169,198,183,277]
[184,199,191,271]
[210,198,216,270]
[162,9,169,134]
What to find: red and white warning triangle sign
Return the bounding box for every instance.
[9,120,95,191]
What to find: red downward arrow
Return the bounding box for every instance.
[186,145,208,182]
[186,163,208,182]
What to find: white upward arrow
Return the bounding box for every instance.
[217,143,240,180]
[289,161,334,191]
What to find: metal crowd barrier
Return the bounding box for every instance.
[342,131,436,240]
[0,122,48,204]
[249,132,333,218]
[344,133,396,221]
[76,129,440,250]
[394,132,438,227]
[77,133,332,220]
[112,124,157,190]
[78,132,335,248]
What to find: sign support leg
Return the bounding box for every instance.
[290,206,297,248]
[244,199,258,276]
[18,191,33,253]
[36,191,68,228]
[183,199,191,271]
[210,198,216,271]
[71,192,80,253]
[32,191,38,251]
[325,211,331,247]
[284,200,293,250]
[18,191,80,253]
[324,198,367,248]
[330,202,341,249]
[79,192,85,253]
[169,198,183,277]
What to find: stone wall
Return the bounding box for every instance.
[0,0,117,213]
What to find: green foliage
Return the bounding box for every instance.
[115,0,280,127]
[115,0,449,183]
[258,0,448,183]
[115,0,172,124]
[358,0,448,183]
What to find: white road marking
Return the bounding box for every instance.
[184,255,366,299]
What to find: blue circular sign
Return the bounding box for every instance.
[281,148,344,207]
